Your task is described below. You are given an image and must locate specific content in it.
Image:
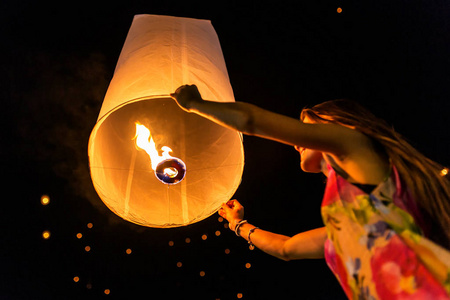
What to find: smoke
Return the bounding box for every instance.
[16,51,114,216]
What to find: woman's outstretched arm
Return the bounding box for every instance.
[239,223,327,261]
[171,85,390,184]
[170,85,364,158]
[219,200,327,261]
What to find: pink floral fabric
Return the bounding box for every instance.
[322,165,450,299]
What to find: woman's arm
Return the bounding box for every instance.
[238,223,327,261]
[171,85,391,184]
[219,200,327,261]
[170,85,364,158]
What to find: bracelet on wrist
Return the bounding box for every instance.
[248,227,259,248]
[234,220,247,236]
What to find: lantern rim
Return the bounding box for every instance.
[88,95,245,228]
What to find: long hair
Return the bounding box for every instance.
[301,99,450,249]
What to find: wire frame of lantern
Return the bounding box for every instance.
[88,15,244,228]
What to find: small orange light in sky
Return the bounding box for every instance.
[73,276,80,283]
[126,248,132,255]
[85,246,91,252]
[104,289,111,295]
[337,7,343,13]
[42,231,51,239]
[168,241,174,246]
[441,168,448,176]
[40,195,50,205]
[201,234,207,240]
[76,233,83,239]
[87,223,93,229]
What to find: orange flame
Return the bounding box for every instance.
[134,123,173,170]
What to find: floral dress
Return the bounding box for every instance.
[321,164,450,299]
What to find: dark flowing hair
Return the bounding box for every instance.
[301,99,450,249]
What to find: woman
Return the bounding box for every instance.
[170,84,450,299]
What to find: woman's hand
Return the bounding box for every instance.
[219,199,245,231]
[170,84,204,112]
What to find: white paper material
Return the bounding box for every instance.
[88,15,244,227]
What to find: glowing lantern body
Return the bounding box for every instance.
[88,14,244,227]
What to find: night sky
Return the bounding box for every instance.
[3,1,450,299]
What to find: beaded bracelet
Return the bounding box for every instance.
[234,220,248,236]
[247,227,259,247]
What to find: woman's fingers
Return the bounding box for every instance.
[219,200,244,219]
[226,199,241,209]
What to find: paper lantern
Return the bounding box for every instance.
[88,14,244,227]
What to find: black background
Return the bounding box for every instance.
[2,0,450,299]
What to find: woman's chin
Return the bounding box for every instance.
[300,162,322,173]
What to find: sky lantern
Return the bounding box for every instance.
[88,14,244,228]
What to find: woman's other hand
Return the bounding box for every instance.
[170,84,203,112]
[219,199,245,231]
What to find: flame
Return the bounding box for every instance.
[134,123,173,170]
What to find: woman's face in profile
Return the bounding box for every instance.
[295,116,324,173]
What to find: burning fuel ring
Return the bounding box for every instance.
[155,158,186,185]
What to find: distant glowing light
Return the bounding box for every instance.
[201,234,208,240]
[441,168,448,176]
[337,7,343,13]
[237,293,243,299]
[85,246,91,252]
[168,241,174,246]
[245,263,251,269]
[73,276,80,283]
[126,248,132,255]
[87,223,93,229]
[218,217,224,222]
[215,230,221,236]
[185,238,191,244]
[225,248,230,254]
[40,195,50,205]
[199,271,205,277]
[177,262,182,268]
[42,231,51,239]
[104,289,111,295]
[76,233,83,239]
